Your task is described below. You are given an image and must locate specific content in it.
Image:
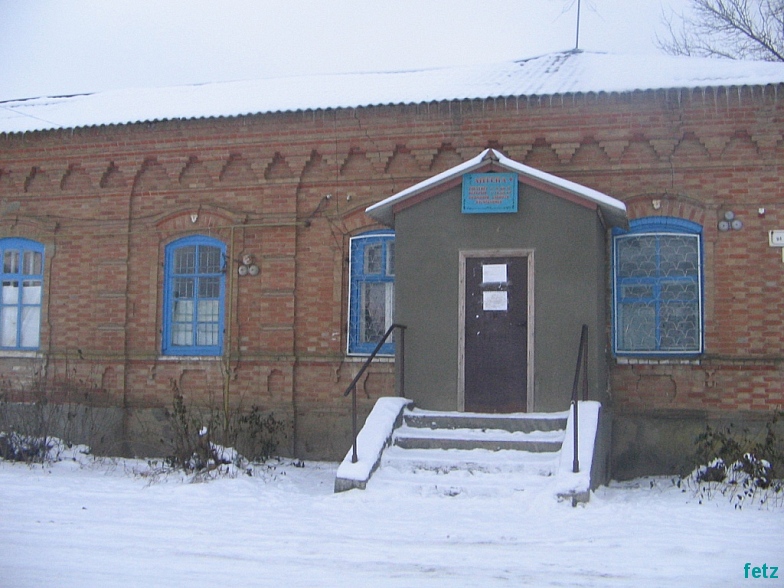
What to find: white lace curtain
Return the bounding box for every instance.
[1,281,41,347]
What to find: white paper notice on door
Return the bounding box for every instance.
[483,290,508,311]
[482,263,507,284]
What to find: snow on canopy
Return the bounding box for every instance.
[1,50,784,134]
[365,148,628,228]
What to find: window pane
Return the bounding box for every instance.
[173,300,193,322]
[621,284,653,299]
[198,299,219,322]
[364,243,383,274]
[171,323,193,346]
[386,242,395,277]
[20,306,40,347]
[361,282,388,344]
[22,251,42,275]
[4,251,18,274]
[199,246,222,273]
[2,281,19,304]
[173,277,194,299]
[617,236,656,278]
[659,235,698,277]
[1,306,17,347]
[22,281,42,304]
[199,277,220,299]
[197,323,218,346]
[174,246,196,274]
[660,302,699,350]
[660,281,698,301]
[618,302,656,351]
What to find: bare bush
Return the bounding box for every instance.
[0,366,122,462]
[162,390,286,475]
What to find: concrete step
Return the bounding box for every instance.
[385,408,568,476]
[403,409,568,434]
[367,458,561,497]
[381,445,560,476]
[392,424,565,452]
[335,398,602,505]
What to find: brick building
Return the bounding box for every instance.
[0,51,782,476]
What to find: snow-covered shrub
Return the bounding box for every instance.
[231,405,286,463]
[694,411,781,480]
[163,392,285,476]
[0,366,121,458]
[0,431,52,463]
[682,411,784,508]
[165,393,228,473]
[1,376,54,462]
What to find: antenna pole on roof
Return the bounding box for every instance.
[574,0,581,51]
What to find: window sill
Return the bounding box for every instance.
[344,355,395,363]
[157,355,223,362]
[0,350,42,359]
[616,357,701,366]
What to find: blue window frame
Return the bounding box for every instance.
[0,238,44,350]
[163,236,226,356]
[613,217,703,356]
[348,231,395,355]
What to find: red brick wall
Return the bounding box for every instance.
[0,86,782,457]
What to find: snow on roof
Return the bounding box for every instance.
[365,148,628,228]
[1,50,783,135]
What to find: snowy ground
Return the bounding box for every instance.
[1,450,782,587]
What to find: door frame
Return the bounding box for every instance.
[457,249,535,412]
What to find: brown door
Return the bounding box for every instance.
[464,256,527,412]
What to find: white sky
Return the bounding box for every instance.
[0,0,689,102]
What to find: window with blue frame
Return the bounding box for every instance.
[163,236,225,356]
[0,238,44,350]
[348,231,395,355]
[613,217,703,356]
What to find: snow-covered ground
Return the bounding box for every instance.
[1,449,782,587]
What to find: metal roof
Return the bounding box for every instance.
[2,50,784,135]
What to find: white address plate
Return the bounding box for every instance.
[769,230,784,247]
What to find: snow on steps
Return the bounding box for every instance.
[392,412,566,453]
[335,397,604,503]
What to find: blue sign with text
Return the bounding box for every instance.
[462,173,518,214]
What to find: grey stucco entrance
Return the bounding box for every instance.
[366,149,627,414]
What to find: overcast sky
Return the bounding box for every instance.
[0,0,689,102]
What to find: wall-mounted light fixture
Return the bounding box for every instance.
[718,210,743,232]
[237,254,259,277]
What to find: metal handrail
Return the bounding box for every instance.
[343,323,407,463]
[570,324,589,473]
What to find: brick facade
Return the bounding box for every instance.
[0,86,782,461]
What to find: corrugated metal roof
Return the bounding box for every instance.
[1,50,783,135]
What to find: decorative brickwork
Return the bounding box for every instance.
[0,87,782,459]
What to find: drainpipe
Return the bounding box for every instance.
[222,226,236,431]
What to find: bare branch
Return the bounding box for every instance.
[657,0,784,61]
